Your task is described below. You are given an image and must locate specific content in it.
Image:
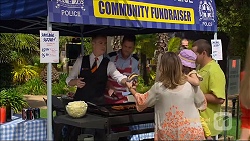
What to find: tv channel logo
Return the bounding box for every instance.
[214,112,233,131]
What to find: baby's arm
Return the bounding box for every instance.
[186,73,200,86]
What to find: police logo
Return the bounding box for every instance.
[198,0,215,22]
[55,0,85,11]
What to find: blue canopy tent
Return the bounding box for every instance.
[0,0,217,36]
[1,0,218,140]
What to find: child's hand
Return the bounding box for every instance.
[186,74,200,86]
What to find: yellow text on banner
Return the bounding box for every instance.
[93,0,195,25]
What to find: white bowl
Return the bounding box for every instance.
[68,101,86,106]
[66,101,88,118]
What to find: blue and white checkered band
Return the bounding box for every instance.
[0,116,47,140]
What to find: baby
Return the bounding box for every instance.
[178,49,213,140]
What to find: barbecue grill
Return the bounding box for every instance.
[87,102,154,117]
[55,99,154,140]
[87,102,154,140]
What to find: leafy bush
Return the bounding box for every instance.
[168,37,181,53]
[136,34,157,58]
[13,65,39,84]
[136,75,150,93]
[52,73,67,95]
[0,89,28,112]
[148,70,156,86]
[31,55,46,73]
[20,77,46,95]
[52,73,76,95]
[168,37,194,53]
[16,73,76,96]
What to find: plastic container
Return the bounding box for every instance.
[0,106,6,124]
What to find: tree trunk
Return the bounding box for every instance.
[155,33,169,82]
[112,36,123,51]
[155,33,169,59]
[141,53,149,85]
[40,65,59,83]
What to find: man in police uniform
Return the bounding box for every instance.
[105,35,139,104]
[106,35,154,141]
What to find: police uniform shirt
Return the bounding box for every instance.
[107,50,139,74]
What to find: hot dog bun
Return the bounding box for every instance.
[127,73,139,82]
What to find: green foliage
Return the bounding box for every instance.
[0,33,39,63]
[136,34,157,58]
[0,33,40,86]
[20,77,46,95]
[59,36,72,49]
[0,63,14,90]
[0,89,28,112]
[168,37,181,53]
[136,75,150,93]
[13,65,39,84]
[216,0,250,68]
[187,40,194,49]
[83,38,92,55]
[168,37,194,53]
[31,55,46,73]
[52,73,76,95]
[148,70,156,86]
[13,63,39,84]
[15,73,76,96]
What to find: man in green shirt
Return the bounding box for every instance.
[192,39,226,140]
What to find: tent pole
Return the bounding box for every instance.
[80,26,84,56]
[215,30,228,141]
[46,15,53,141]
[214,32,218,63]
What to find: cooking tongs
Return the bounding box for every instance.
[86,102,109,113]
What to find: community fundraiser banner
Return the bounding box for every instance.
[48,0,217,31]
[40,30,59,63]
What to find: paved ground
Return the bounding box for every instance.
[24,95,47,109]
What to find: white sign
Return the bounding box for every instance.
[40,30,59,63]
[211,39,223,60]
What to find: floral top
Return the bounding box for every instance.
[134,82,207,140]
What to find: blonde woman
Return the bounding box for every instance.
[239,37,250,140]
[126,52,207,140]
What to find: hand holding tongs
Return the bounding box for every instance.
[126,73,139,91]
